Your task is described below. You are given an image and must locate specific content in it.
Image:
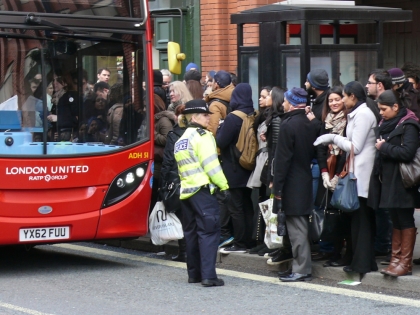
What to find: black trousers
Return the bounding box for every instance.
[389,208,415,230]
[228,187,254,249]
[181,188,220,280]
[349,197,378,273]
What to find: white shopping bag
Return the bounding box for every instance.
[149,201,184,245]
[259,198,283,249]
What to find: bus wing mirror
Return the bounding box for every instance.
[167,41,185,75]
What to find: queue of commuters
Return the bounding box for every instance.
[153,62,420,287]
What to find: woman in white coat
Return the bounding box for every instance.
[314,81,378,276]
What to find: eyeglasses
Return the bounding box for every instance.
[366,81,378,85]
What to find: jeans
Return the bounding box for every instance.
[374,208,392,253]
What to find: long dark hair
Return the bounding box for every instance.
[321,86,346,122]
[265,86,285,125]
[343,81,366,103]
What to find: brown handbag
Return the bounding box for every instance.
[326,144,337,179]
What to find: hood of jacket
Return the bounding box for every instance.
[206,84,234,103]
[230,83,254,112]
[155,110,176,124]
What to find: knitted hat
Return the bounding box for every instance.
[183,99,213,114]
[213,70,231,88]
[285,87,308,106]
[186,62,199,72]
[307,69,329,90]
[184,70,202,82]
[153,69,163,86]
[388,68,406,85]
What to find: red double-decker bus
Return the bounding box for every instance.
[0,0,155,245]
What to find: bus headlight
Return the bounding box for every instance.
[102,162,149,208]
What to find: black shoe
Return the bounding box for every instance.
[262,248,281,257]
[343,266,353,272]
[413,257,420,265]
[201,278,225,287]
[188,277,201,283]
[323,260,332,267]
[249,244,267,255]
[172,251,187,262]
[280,273,312,282]
[267,251,293,265]
[330,258,351,267]
[312,252,334,261]
[278,268,292,277]
[380,253,391,265]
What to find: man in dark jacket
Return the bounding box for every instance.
[273,87,318,282]
[305,69,329,121]
[217,83,255,253]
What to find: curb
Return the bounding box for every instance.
[99,237,420,293]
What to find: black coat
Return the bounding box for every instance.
[273,110,319,215]
[161,124,186,184]
[266,115,281,183]
[368,119,420,209]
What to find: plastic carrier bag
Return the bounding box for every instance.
[259,198,283,249]
[149,201,184,245]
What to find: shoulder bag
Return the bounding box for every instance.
[399,133,420,188]
[330,145,360,212]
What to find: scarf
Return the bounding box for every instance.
[373,108,407,176]
[325,110,346,154]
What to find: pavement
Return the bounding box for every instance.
[98,209,420,294]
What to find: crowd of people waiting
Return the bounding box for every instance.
[153,61,420,287]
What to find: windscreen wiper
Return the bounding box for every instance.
[25,13,86,34]
[0,31,51,41]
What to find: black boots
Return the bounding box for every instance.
[172,238,187,262]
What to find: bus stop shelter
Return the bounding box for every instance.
[231,1,412,93]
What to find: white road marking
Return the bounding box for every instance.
[0,302,54,315]
[56,244,420,308]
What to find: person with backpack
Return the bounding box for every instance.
[217,83,257,253]
[206,70,235,248]
[205,70,234,136]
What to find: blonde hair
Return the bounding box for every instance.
[170,81,193,104]
[178,113,194,128]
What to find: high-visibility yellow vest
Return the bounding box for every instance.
[174,126,228,199]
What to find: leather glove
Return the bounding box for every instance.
[321,172,332,189]
[273,197,282,214]
[277,211,287,236]
[216,189,231,204]
[313,134,336,146]
[330,175,339,191]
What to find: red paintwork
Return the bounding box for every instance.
[0,143,153,245]
[289,24,357,35]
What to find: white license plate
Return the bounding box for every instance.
[19,226,70,242]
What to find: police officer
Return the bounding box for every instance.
[174,99,230,287]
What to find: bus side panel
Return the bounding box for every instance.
[96,168,152,239]
[0,212,99,245]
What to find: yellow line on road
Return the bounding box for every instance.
[56,244,420,308]
[0,302,54,315]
